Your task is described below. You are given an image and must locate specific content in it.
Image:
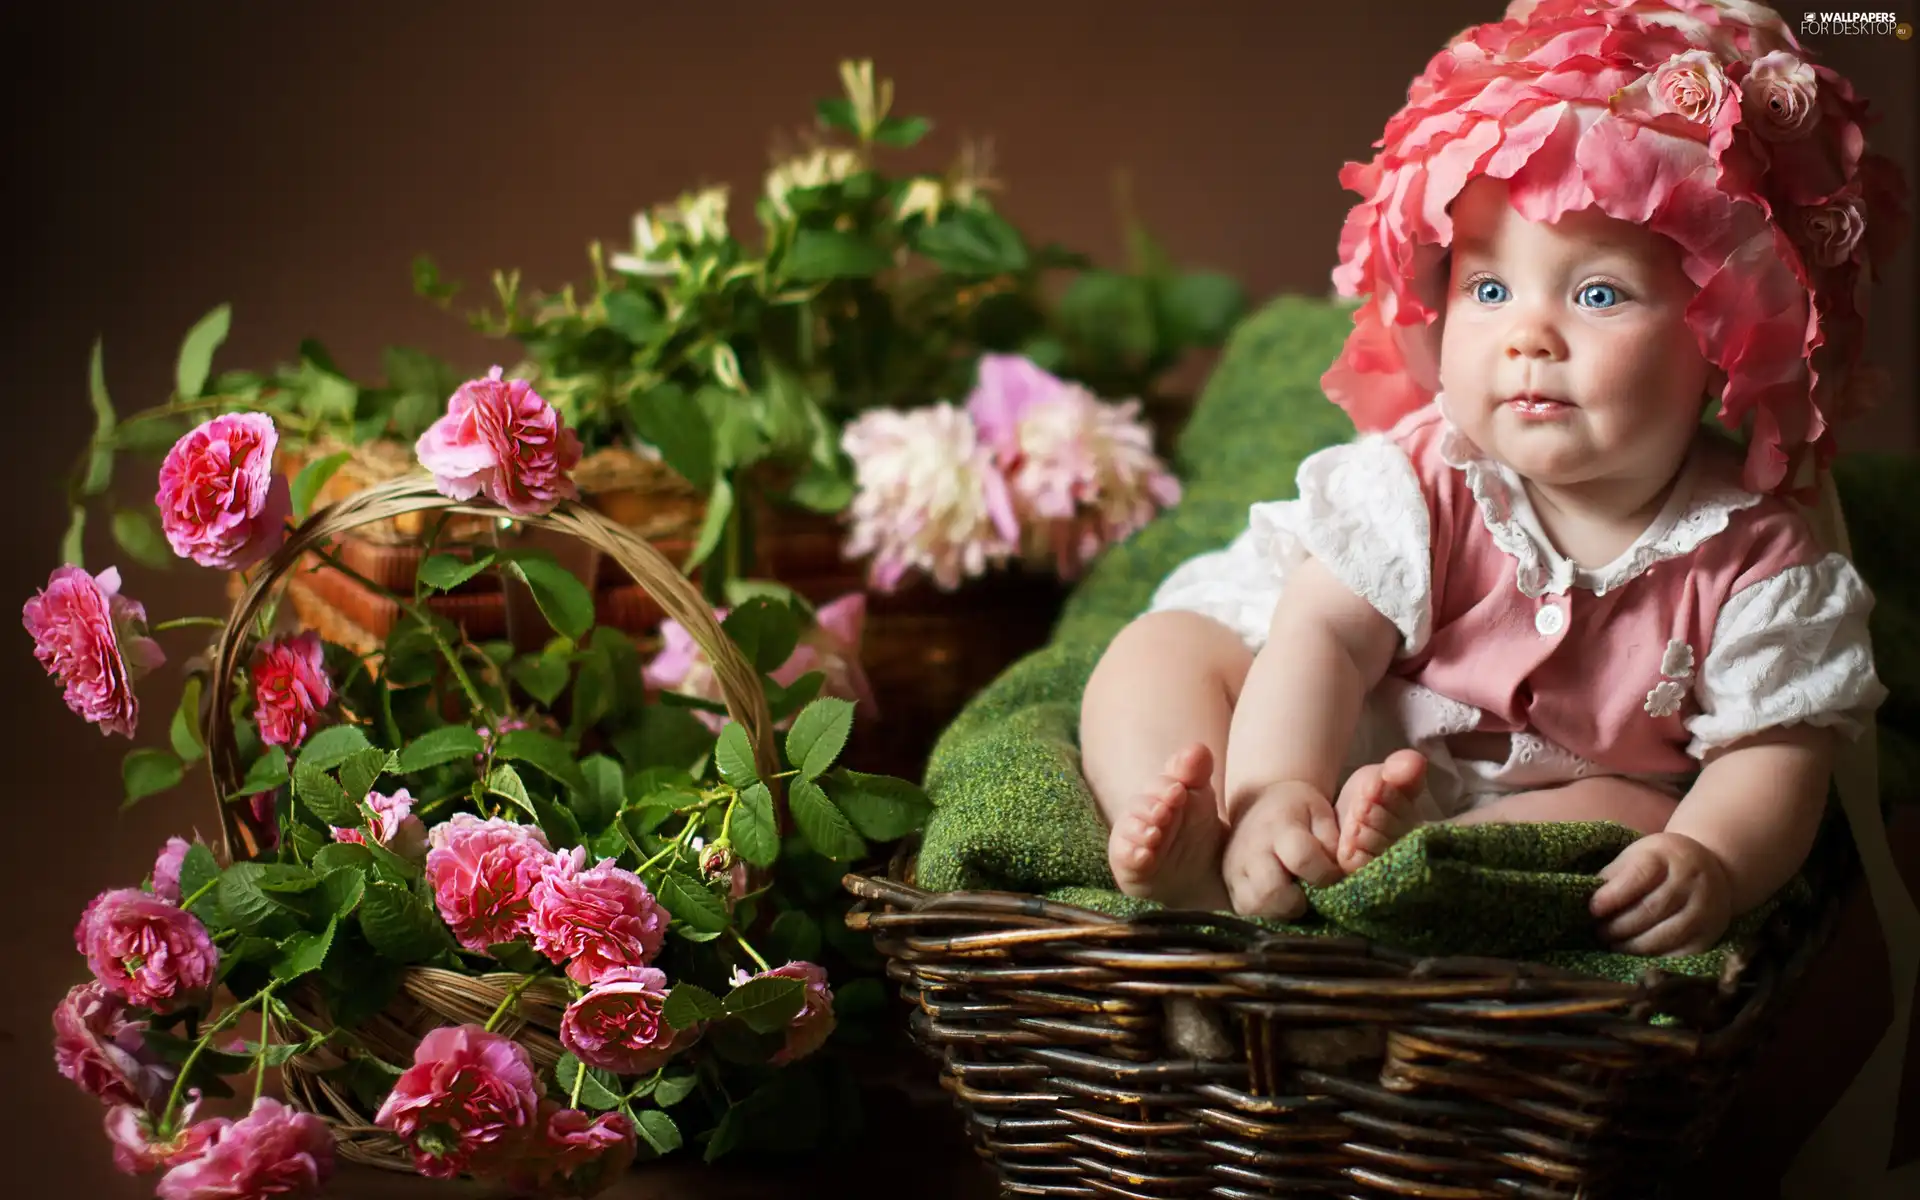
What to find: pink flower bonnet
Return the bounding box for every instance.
[1321,0,1909,497]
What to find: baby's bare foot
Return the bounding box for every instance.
[1108,744,1229,911]
[1334,749,1429,874]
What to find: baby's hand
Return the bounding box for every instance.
[1221,782,1342,920]
[1590,832,1733,957]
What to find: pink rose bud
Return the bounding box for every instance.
[249,632,332,750]
[106,1097,228,1176]
[51,982,171,1108]
[22,565,164,737]
[1742,50,1819,142]
[506,1103,638,1198]
[558,966,697,1075]
[155,412,292,570]
[151,837,193,904]
[155,1097,333,1200]
[729,960,836,1066]
[414,366,583,517]
[375,1024,545,1180]
[529,848,670,985]
[330,787,428,861]
[699,843,736,879]
[424,815,556,952]
[74,888,219,1014]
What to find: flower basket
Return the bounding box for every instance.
[43,453,935,1194]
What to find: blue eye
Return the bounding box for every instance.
[1578,282,1620,309]
[1472,278,1509,304]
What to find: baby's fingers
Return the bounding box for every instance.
[1591,848,1668,919]
[1598,881,1686,944]
[1226,853,1306,920]
[1277,823,1342,888]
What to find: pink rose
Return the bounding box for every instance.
[1648,49,1731,125]
[730,960,835,1066]
[74,888,219,1013]
[642,592,878,733]
[155,412,292,570]
[155,1097,333,1200]
[529,848,669,985]
[22,565,164,737]
[1742,50,1819,142]
[1799,194,1867,268]
[415,366,583,517]
[51,982,171,1107]
[424,815,556,952]
[558,966,697,1075]
[106,1098,228,1176]
[250,632,331,750]
[331,787,428,861]
[374,1024,545,1179]
[506,1103,638,1198]
[151,837,192,904]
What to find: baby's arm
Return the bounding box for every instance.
[1219,555,1402,917]
[1591,725,1834,955]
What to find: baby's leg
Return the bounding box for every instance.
[1445,775,1679,833]
[1081,611,1251,911]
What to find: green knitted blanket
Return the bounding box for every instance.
[917,295,1920,983]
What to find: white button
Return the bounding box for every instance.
[1535,604,1565,637]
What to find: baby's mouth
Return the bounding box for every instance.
[1506,393,1572,417]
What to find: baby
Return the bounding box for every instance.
[1080,0,1905,957]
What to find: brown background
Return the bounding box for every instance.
[2,2,1913,1195]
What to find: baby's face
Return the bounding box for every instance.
[1436,177,1711,495]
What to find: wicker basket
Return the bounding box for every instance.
[276,437,708,655]
[200,473,783,1172]
[841,825,1853,1198]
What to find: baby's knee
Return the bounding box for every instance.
[1095,611,1253,687]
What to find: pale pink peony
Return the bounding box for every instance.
[1320,0,1907,496]
[841,402,1019,592]
[151,837,192,904]
[729,960,836,1066]
[250,632,331,750]
[1742,50,1819,142]
[106,1098,228,1176]
[74,888,218,1013]
[424,814,556,952]
[51,982,171,1108]
[415,366,583,517]
[155,1097,333,1199]
[330,787,428,861]
[529,848,669,985]
[558,966,697,1075]
[155,412,292,571]
[375,1024,545,1179]
[642,591,878,733]
[505,1103,638,1198]
[22,564,164,737]
[1799,194,1867,267]
[967,356,1181,581]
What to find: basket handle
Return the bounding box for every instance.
[203,472,779,862]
